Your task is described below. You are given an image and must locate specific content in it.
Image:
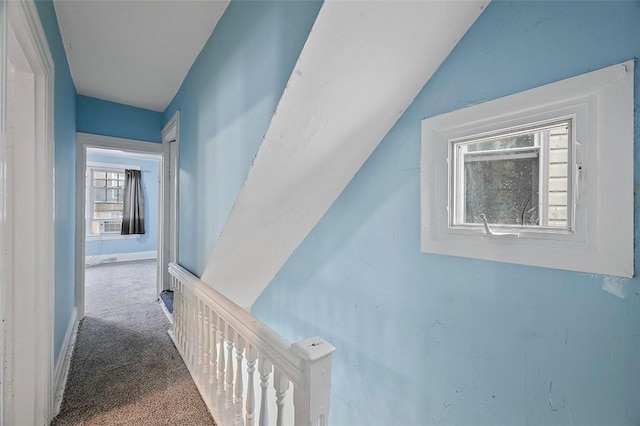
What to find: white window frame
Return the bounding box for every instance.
[450,118,572,232]
[85,161,140,240]
[421,60,634,278]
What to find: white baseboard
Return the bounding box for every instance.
[85,250,157,267]
[53,307,79,415]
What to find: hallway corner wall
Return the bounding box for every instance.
[77,95,163,143]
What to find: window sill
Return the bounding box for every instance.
[86,234,141,241]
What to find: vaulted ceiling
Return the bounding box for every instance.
[53,0,228,112]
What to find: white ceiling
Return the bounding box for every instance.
[53,0,229,112]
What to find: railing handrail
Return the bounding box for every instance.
[168,262,335,387]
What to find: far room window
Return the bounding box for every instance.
[87,167,125,235]
[451,119,570,231]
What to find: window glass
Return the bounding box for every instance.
[452,120,570,229]
[88,167,126,234]
[106,188,121,202]
[464,154,539,226]
[466,133,535,152]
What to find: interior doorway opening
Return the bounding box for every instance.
[76,134,166,320]
[83,147,161,316]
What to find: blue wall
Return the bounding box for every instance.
[163,0,322,276]
[253,2,640,425]
[35,0,77,362]
[85,152,159,259]
[77,95,162,143]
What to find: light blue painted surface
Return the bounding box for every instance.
[253,2,640,425]
[34,0,77,362]
[163,0,322,276]
[77,95,162,143]
[85,152,159,258]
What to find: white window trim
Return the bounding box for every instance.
[421,60,634,278]
[85,162,140,239]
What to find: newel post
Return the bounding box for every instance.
[291,337,336,426]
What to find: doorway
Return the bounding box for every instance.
[76,134,166,320]
[83,147,161,316]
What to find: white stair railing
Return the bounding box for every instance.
[168,263,335,426]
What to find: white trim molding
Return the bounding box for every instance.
[0,0,8,422]
[76,133,165,320]
[86,160,141,171]
[1,0,55,424]
[161,111,180,292]
[53,308,79,416]
[85,250,158,267]
[85,234,139,241]
[421,60,634,277]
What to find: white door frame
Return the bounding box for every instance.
[1,0,55,424]
[75,133,166,320]
[161,111,180,287]
[0,2,7,422]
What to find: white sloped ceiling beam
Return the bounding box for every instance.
[201,0,489,308]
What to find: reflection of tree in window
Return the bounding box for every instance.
[454,121,569,229]
[467,133,534,152]
[465,156,539,225]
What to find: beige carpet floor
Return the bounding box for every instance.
[52,260,215,426]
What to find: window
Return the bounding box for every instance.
[451,119,570,231]
[421,60,634,277]
[88,167,125,235]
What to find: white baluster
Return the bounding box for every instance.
[273,369,289,426]
[178,281,183,342]
[190,293,197,367]
[191,293,197,367]
[233,335,245,426]
[173,280,184,349]
[198,299,205,379]
[202,303,210,392]
[258,355,273,426]
[217,318,226,418]
[183,286,189,360]
[209,309,218,398]
[245,345,257,426]
[184,287,193,369]
[225,326,236,426]
[183,286,191,362]
[173,280,181,344]
[178,282,186,355]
